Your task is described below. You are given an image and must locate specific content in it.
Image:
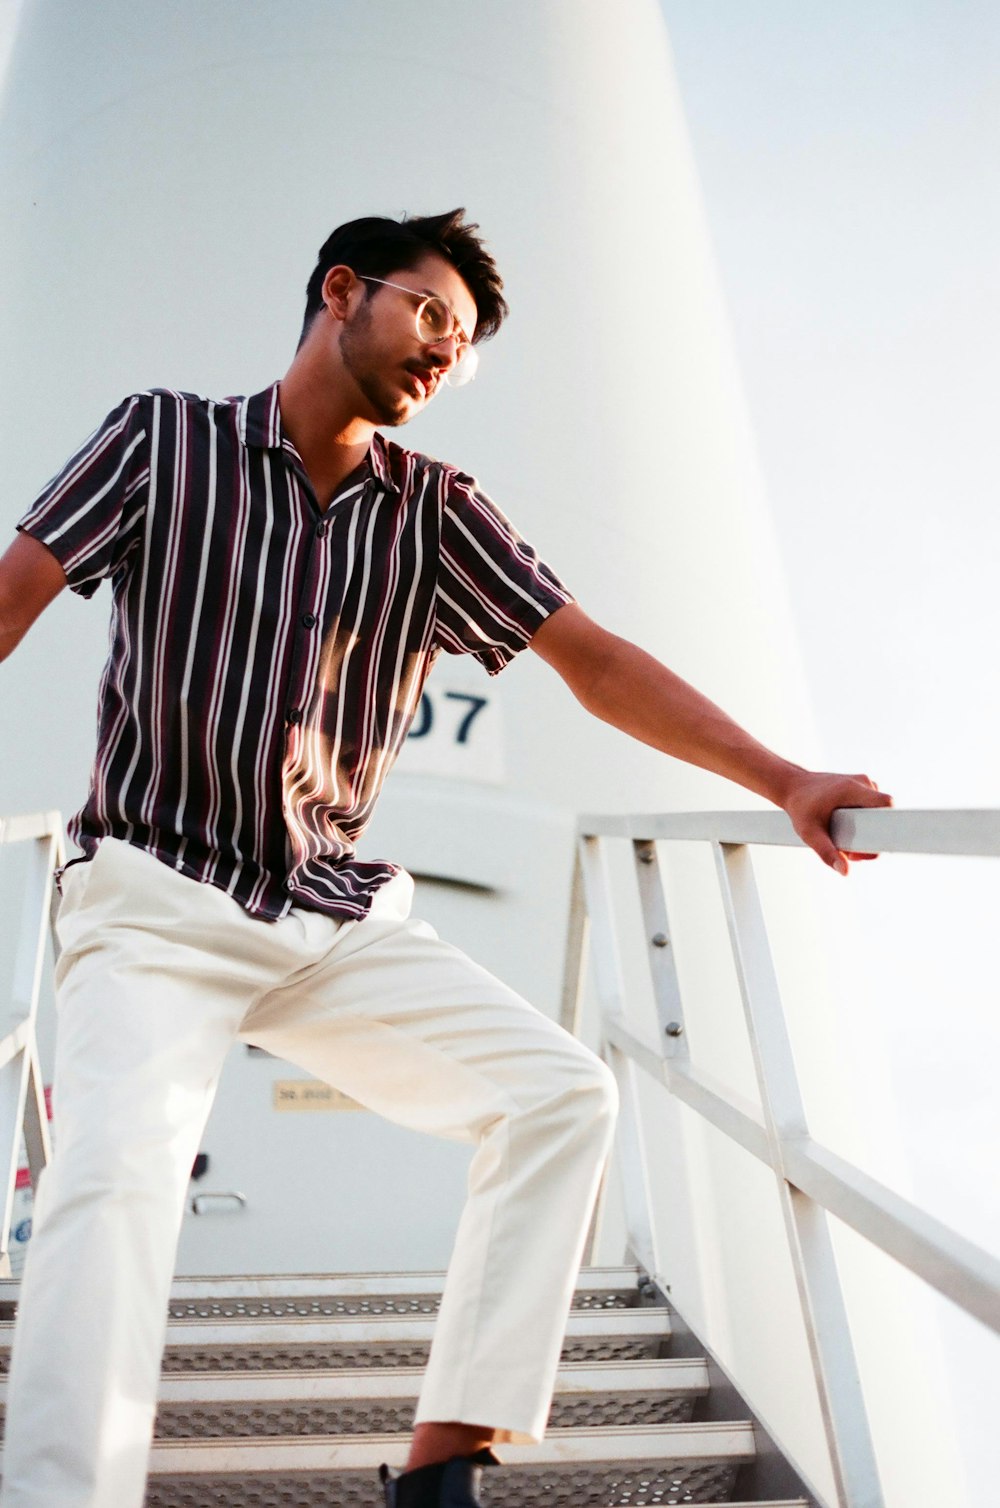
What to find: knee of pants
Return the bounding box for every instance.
[529,1049,619,1144]
[580,1056,619,1139]
[37,1131,194,1216]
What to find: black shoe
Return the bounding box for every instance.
[379,1446,502,1507]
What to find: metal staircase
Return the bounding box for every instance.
[4,808,1000,1504]
[0,1265,811,1506]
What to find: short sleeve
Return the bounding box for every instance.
[434,471,574,675]
[16,395,150,599]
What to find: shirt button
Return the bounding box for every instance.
[302,612,317,629]
[287,708,303,725]
[315,522,326,539]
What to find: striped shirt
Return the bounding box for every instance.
[18,382,573,920]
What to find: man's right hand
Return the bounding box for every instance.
[780,768,893,875]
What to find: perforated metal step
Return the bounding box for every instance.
[143,1423,758,1502]
[148,1391,695,1439]
[0,1309,672,1381]
[143,1475,806,1507]
[0,1307,675,1377]
[0,1360,710,1439]
[150,1358,706,1404]
[0,1265,651,1324]
[164,1283,640,1321]
[0,1268,792,1505]
[165,1269,646,1321]
[146,1482,807,1508]
[159,1358,703,1439]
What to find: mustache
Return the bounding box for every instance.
[404,361,443,393]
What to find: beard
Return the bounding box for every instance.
[338,301,410,427]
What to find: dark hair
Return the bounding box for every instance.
[300,208,508,346]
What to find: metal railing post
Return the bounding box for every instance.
[0,814,61,1274]
[577,834,659,1277]
[711,839,883,1508]
[631,839,689,1060]
[559,843,590,1040]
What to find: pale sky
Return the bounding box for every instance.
[660,10,999,1494]
[662,0,1000,802]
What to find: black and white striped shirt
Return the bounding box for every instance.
[18,383,573,919]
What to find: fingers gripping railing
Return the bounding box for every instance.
[561,807,1000,1508]
[0,812,62,1278]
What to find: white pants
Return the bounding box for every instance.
[0,838,618,1508]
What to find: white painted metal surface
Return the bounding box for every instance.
[139,1422,758,1475]
[578,836,659,1277]
[0,2,973,1502]
[96,1358,708,1407]
[0,814,58,1274]
[0,1355,712,1409]
[0,1308,671,1352]
[713,840,880,1507]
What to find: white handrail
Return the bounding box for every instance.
[576,805,1000,856]
[562,806,1000,1508]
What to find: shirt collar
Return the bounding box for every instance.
[238,382,284,450]
[367,430,400,494]
[237,382,401,495]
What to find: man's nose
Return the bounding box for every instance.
[425,332,461,369]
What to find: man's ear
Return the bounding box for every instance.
[321,265,357,322]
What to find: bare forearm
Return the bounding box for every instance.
[0,601,29,663]
[575,632,805,806]
[0,604,37,664]
[0,532,67,662]
[532,603,891,873]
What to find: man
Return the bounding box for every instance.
[0,208,890,1508]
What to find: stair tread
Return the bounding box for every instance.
[139,1476,802,1508]
[162,1286,644,1319]
[0,1359,711,1401]
[162,1262,644,1290]
[0,1362,713,1437]
[145,1420,757,1464]
[2,1307,676,1357]
[141,1365,710,1434]
[0,1265,647,1302]
[144,1493,803,1508]
[146,1497,802,1508]
[133,1426,758,1506]
[146,1397,704,1438]
[155,1357,709,1399]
